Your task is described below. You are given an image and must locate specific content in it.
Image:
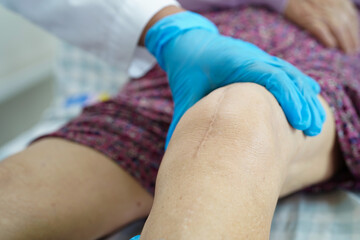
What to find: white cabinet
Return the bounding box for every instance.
[0,6,57,146]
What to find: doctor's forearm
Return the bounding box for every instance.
[0,0,179,70]
[139,5,185,46]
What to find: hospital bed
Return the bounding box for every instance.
[1,44,360,240]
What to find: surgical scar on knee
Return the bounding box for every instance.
[193,88,228,158]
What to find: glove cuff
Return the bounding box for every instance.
[145,11,219,69]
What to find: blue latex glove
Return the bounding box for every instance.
[146,11,326,149]
[130,235,140,240]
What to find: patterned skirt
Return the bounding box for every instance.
[36,7,360,194]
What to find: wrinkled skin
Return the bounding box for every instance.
[285,0,360,54]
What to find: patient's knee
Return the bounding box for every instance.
[164,83,292,174]
[163,82,288,182]
[174,83,280,149]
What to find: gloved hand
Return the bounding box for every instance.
[146,11,326,149]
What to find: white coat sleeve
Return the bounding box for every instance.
[0,0,179,72]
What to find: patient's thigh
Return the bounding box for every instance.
[277,96,341,197]
[0,138,153,240]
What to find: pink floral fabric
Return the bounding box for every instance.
[36,7,360,194]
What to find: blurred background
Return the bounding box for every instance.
[0,5,129,159]
[0,5,56,146]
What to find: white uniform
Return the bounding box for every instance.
[3,0,359,78]
[0,0,179,78]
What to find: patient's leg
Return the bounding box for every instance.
[141,82,340,239]
[0,139,153,240]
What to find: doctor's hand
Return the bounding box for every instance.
[284,0,360,54]
[145,11,326,148]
